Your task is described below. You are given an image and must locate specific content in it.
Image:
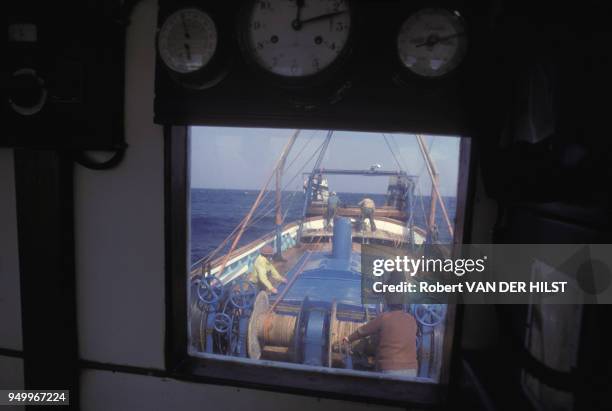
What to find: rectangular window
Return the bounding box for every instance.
[179,126,470,404]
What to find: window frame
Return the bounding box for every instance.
[165,124,474,407]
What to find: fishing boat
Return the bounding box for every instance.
[188,130,453,381]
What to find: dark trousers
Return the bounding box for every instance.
[325,206,337,228]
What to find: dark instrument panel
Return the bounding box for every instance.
[154,0,495,135]
[1,1,125,150]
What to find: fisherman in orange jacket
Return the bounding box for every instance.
[343,304,418,376]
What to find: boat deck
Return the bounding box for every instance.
[272,241,363,277]
[301,228,408,246]
[306,205,408,221]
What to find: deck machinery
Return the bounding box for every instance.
[189,218,446,377]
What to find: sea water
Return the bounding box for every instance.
[190,188,456,265]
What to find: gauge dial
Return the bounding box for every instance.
[245,0,352,78]
[397,8,467,78]
[8,68,47,116]
[158,8,218,74]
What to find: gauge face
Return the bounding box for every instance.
[246,0,352,78]
[158,8,218,74]
[397,8,467,78]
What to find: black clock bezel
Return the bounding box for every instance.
[236,0,357,90]
[156,6,232,90]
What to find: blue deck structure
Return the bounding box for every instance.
[190,217,447,379]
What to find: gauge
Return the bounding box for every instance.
[158,8,218,74]
[8,68,47,116]
[244,0,352,78]
[397,8,467,78]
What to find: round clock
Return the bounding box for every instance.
[242,0,353,81]
[396,8,467,78]
[158,8,218,74]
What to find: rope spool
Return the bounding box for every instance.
[249,292,299,361]
[249,294,371,367]
[248,292,304,362]
[327,300,369,368]
[261,314,297,347]
[331,320,363,349]
[329,300,365,354]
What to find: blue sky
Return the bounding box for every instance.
[190,126,461,197]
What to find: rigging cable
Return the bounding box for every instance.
[248,136,330,225]
[216,131,302,277]
[242,131,322,226]
[246,137,331,230]
[382,133,404,171]
[417,134,453,239]
[200,132,328,267]
[415,134,454,237]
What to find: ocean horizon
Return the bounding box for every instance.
[190,188,457,265]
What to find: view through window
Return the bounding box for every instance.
[188,126,463,382]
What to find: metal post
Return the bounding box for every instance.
[274,130,300,260]
[274,166,284,260]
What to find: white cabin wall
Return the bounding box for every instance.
[0,149,22,352]
[73,0,165,369]
[82,369,399,411]
[74,1,401,409]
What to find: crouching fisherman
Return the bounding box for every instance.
[248,245,287,294]
[358,197,377,231]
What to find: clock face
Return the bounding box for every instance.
[158,8,218,74]
[245,0,352,78]
[397,8,467,78]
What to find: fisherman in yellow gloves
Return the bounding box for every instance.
[248,245,287,294]
[358,197,377,231]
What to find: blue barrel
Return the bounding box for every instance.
[332,217,352,260]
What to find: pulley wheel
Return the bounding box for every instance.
[414,304,446,328]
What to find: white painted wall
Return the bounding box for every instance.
[0,149,22,352]
[82,370,398,411]
[74,0,165,369]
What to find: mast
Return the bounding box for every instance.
[429,173,439,234]
[297,130,333,242]
[274,129,300,260]
[415,135,454,240]
[216,130,300,277]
